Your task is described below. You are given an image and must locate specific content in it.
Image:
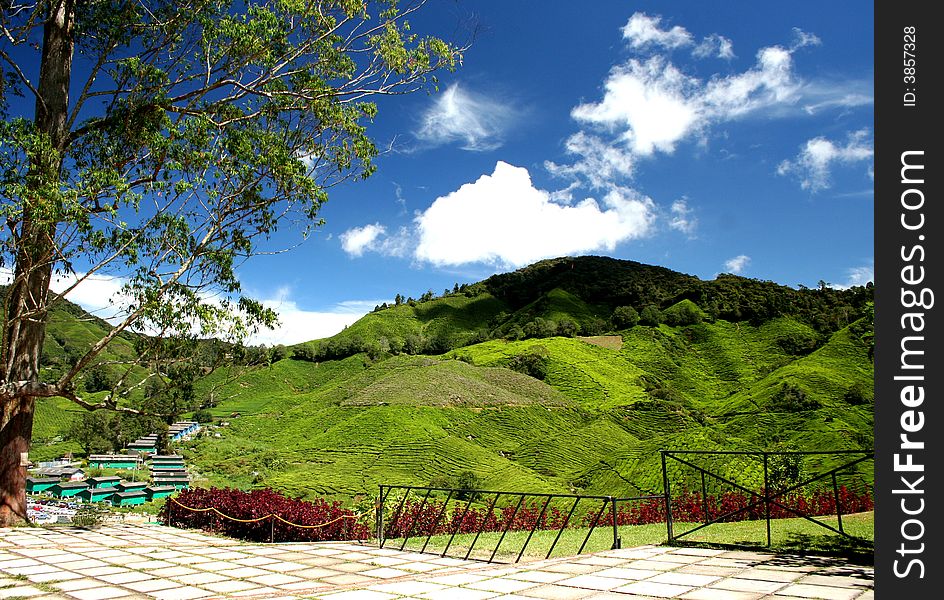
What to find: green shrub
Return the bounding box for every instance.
[72,503,111,528]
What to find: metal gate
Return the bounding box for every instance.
[661,450,873,546]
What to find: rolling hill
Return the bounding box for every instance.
[29,256,874,503]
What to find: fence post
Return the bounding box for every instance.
[610,497,620,549]
[661,451,674,542]
[763,452,771,547]
[832,473,844,534]
[376,486,385,545]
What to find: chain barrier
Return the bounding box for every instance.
[169,497,361,529]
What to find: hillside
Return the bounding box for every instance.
[29,256,874,502]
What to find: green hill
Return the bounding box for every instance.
[29,256,874,503]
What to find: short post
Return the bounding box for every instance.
[832,473,844,534]
[376,487,385,545]
[763,453,771,547]
[270,515,275,543]
[610,497,620,549]
[661,452,674,542]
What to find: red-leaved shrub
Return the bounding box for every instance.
[159,487,370,542]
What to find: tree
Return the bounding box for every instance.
[66,411,112,456]
[611,306,639,329]
[0,0,461,525]
[639,305,662,326]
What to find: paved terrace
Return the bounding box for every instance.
[0,524,873,600]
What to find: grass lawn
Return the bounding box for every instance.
[382,511,874,564]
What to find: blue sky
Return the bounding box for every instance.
[42,1,876,345]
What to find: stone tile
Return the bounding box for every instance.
[197,551,246,560]
[648,573,721,587]
[230,586,281,597]
[148,585,214,600]
[233,556,280,567]
[125,560,177,571]
[56,560,110,571]
[214,566,271,578]
[680,589,763,600]
[676,565,741,577]
[508,571,571,584]
[149,566,200,578]
[698,558,756,569]
[539,563,602,575]
[0,586,47,598]
[277,581,334,592]
[321,573,376,586]
[417,588,498,600]
[331,561,376,573]
[1,558,42,568]
[735,568,805,583]
[192,560,242,571]
[620,560,680,572]
[795,574,873,589]
[123,579,186,593]
[261,561,309,572]
[289,566,341,579]
[427,573,490,586]
[772,583,862,600]
[612,580,694,597]
[318,591,397,600]
[396,561,446,573]
[67,586,135,600]
[468,578,539,594]
[51,579,103,592]
[367,581,448,596]
[28,570,86,584]
[518,584,597,599]
[246,573,306,586]
[173,572,230,586]
[583,594,658,600]
[361,567,412,579]
[709,578,788,594]
[98,572,155,585]
[365,556,408,567]
[202,580,261,594]
[555,575,628,591]
[574,557,627,567]
[593,567,661,581]
[74,567,131,577]
[5,564,62,576]
[300,557,344,568]
[658,554,707,564]
[670,548,728,558]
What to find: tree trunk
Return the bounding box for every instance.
[0,0,75,527]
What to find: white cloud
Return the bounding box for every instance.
[556,24,869,194]
[545,132,636,190]
[841,265,874,288]
[694,34,735,60]
[340,223,386,257]
[622,13,693,50]
[415,84,516,151]
[724,255,751,274]
[340,224,411,259]
[777,129,873,192]
[668,199,697,236]
[572,57,702,156]
[414,161,656,268]
[0,269,128,321]
[248,291,373,346]
[791,27,822,50]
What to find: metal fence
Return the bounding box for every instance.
[661,450,874,547]
[376,484,662,563]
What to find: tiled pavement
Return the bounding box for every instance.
[0,524,873,600]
